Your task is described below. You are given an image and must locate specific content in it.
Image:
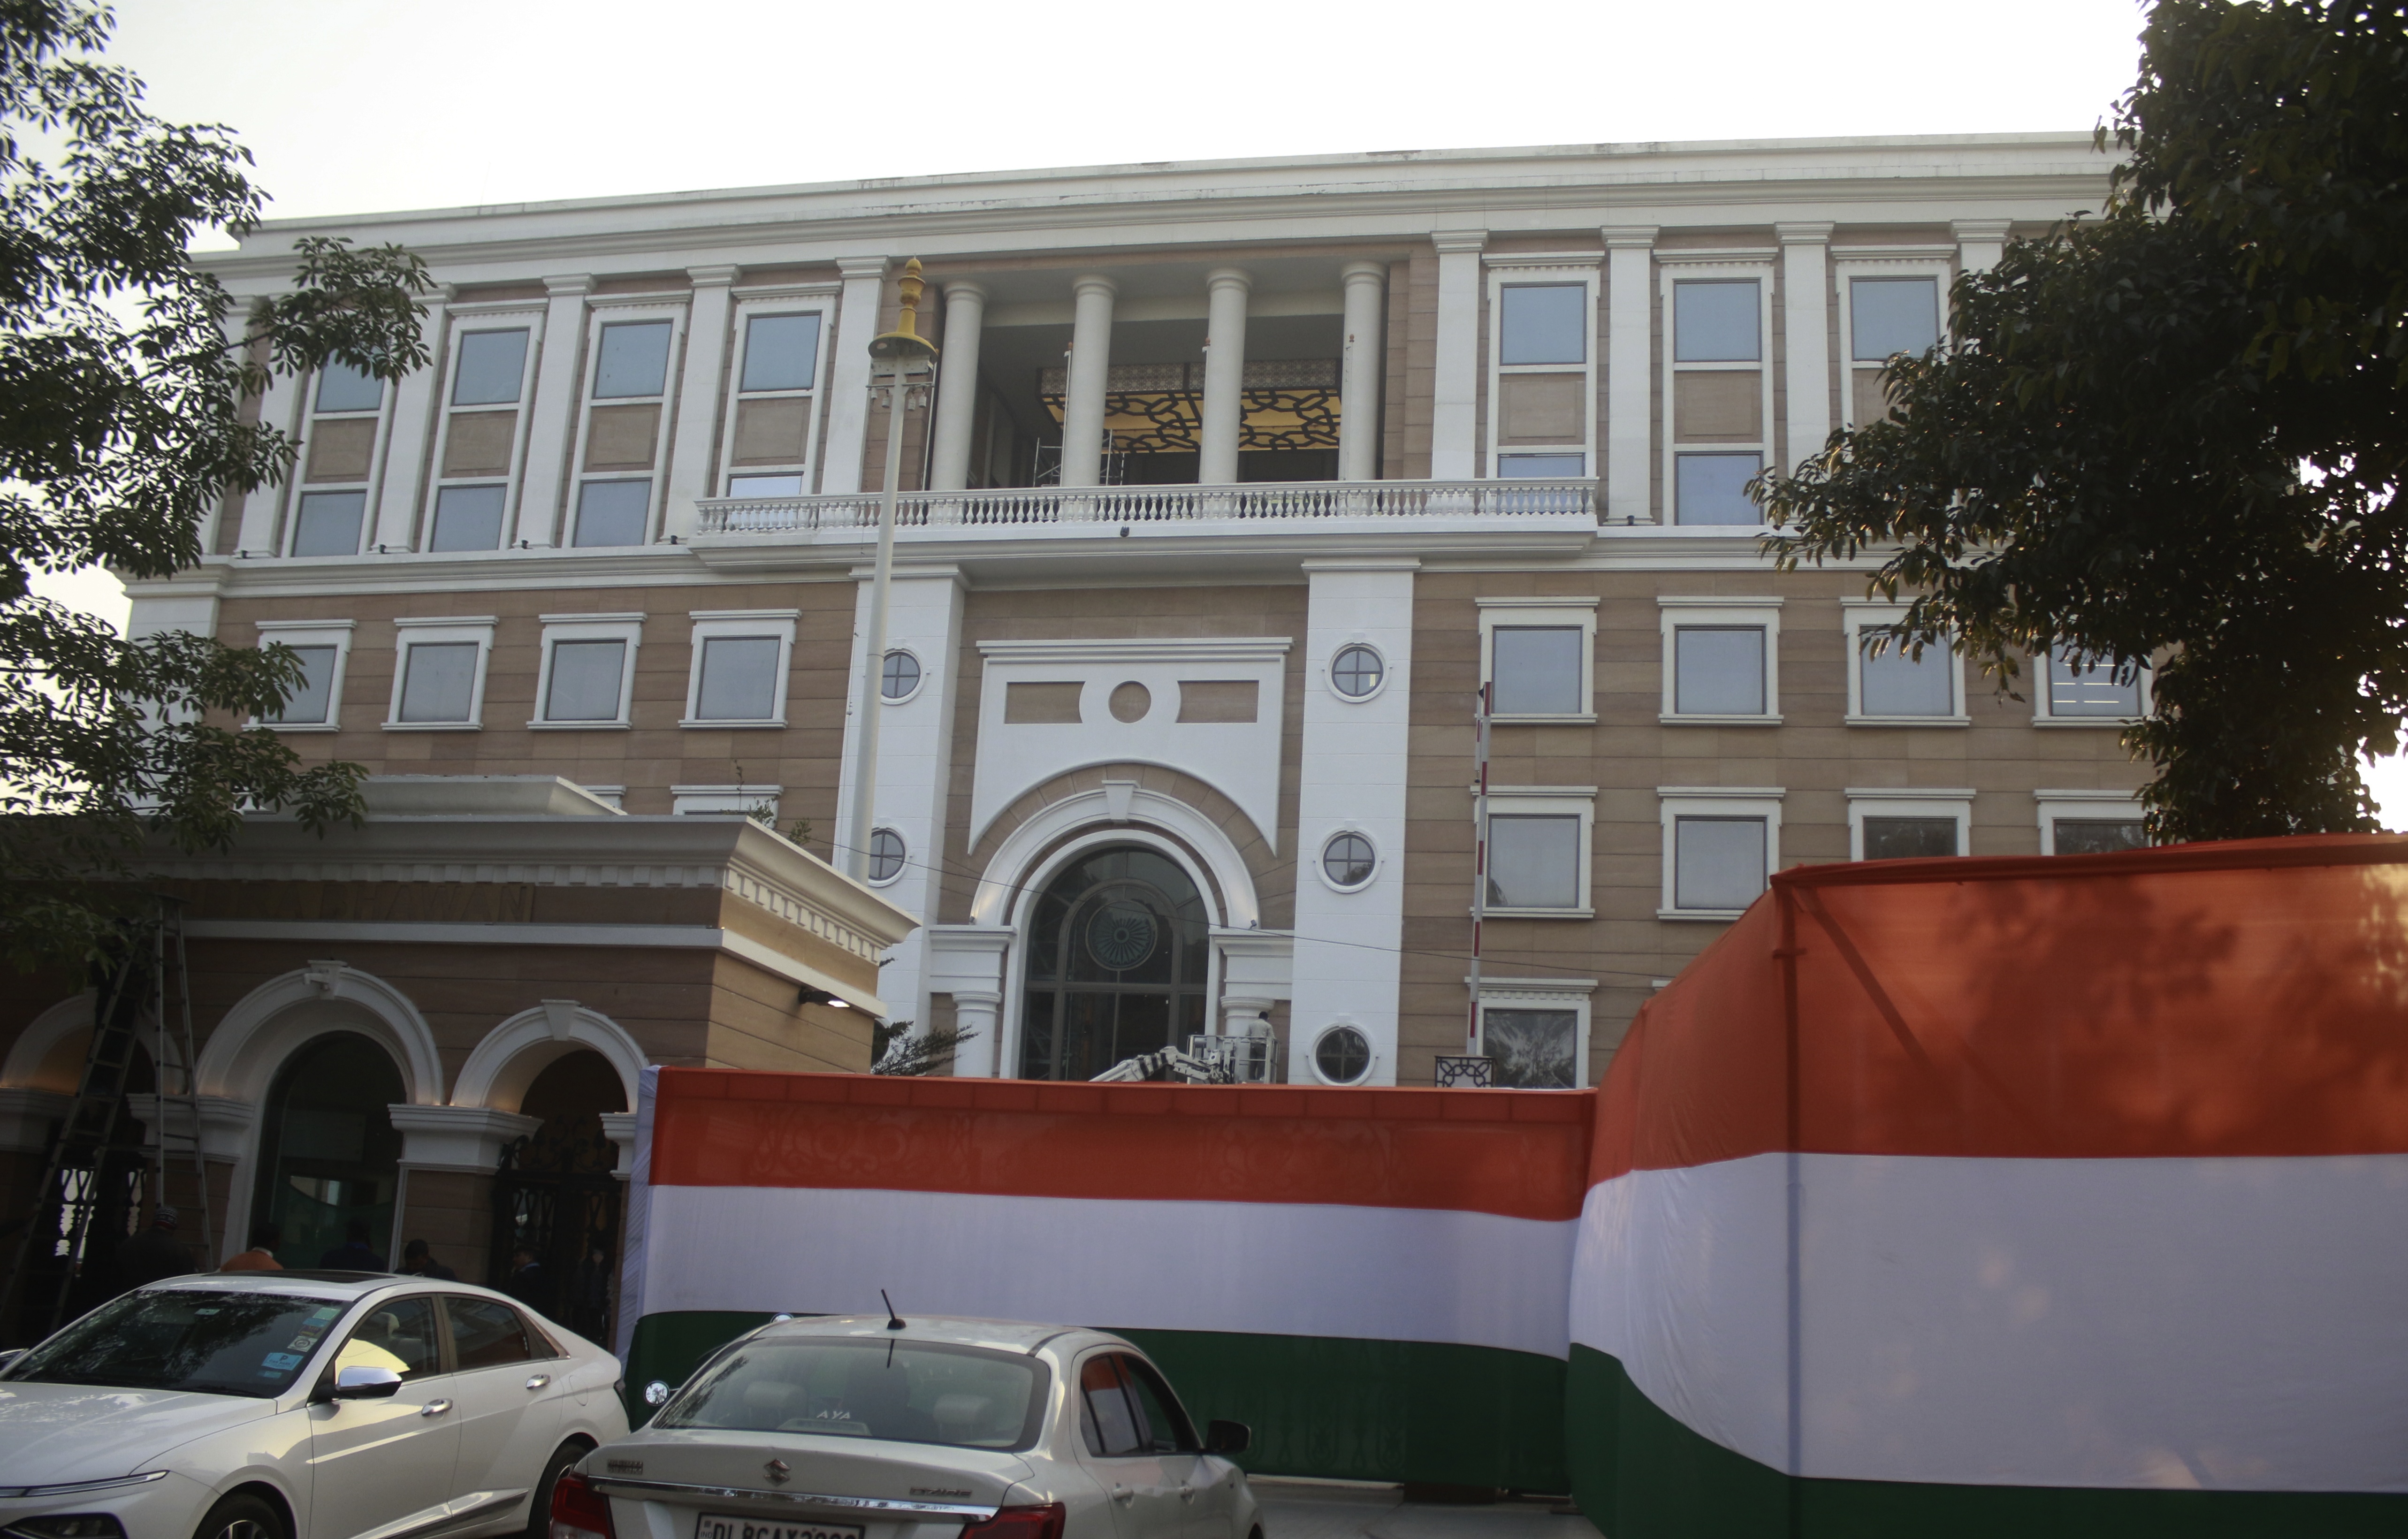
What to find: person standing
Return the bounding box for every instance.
[396,1239,457,1280]
[220,1222,282,1272]
[114,1206,198,1291]
[318,1219,388,1272]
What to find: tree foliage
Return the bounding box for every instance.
[1760,0,2408,841]
[0,0,430,968]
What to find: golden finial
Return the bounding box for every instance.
[869,258,938,363]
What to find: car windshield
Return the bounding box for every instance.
[3,1289,349,1398]
[658,1338,1047,1451]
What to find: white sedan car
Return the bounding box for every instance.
[0,1269,628,1539]
[561,1315,1258,1539]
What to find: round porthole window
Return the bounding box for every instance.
[881,650,922,701]
[1320,831,1376,891]
[1314,1025,1373,1085]
[867,828,906,884]
[1330,644,1385,700]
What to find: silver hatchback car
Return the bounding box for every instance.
[558,1315,1259,1539]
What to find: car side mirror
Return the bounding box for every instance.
[1204,1419,1250,1455]
[331,1364,403,1400]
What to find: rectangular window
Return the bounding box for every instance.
[573,479,651,548]
[1674,280,1761,362]
[1859,635,1954,716]
[1664,264,1770,528]
[543,640,626,721]
[427,317,536,552]
[1498,283,1586,366]
[1848,791,1974,862]
[1673,627,1766,716]
[1851,275,1941,361]
[314,362,383,414]
[1498,453,1585,478]
[263,645,338,725]
[592,320,673,398]
[1490,627,1585,716]
[290,490,366,557]
[2036,792,2148,854]
[722,297,832,498]
[396,642,479,724]
[740,313,822,392]
[1862,816,1958,860]
[428,484,507,552]
[2053,818,2145,854]
[569,307,681,547]
[694,636,781,721]
[1482,1008,1578,1089]
[1674,817,1766,910]
[1674,452,1761,526]
[1487,813,1580,909]
[2048,650,2145,717]
[452,329,530,405]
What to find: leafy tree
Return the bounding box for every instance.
[1760,0,2407,841]
[0,0,430,968]
[870,1018,978,1077]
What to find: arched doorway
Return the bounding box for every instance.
[251,1032,404,1268]
[1020,844,1211,1080]
[491,1051,625,1342]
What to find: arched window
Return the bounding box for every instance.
[251,1032,404,1269]
[1020,845,1210,1081]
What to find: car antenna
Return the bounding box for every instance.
[882,1289,906,1331]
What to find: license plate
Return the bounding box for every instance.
[696,1517,865,1539]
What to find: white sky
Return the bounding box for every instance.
[40,0,2408,824]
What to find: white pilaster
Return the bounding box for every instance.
[819,257,891,495]
[1288,559,1417,1086]
[1338,261,1387,482]
[1603,225,1657,524]
[1430,231,1486,479]
[233,352,304,556]
[662,265,739,538]
[370,286,450,552]
[512,274,594,547]
[387,1104,540,1173]
[1060,274,1117,488]
[926,930,1013,1078]
[1953,219,2014,274]
[1199,267,1252,485]
[1778,223,1834,471]
[929,282,989,492]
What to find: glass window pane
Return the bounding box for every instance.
[397,641,478,724]
[1331,645,1383,698]
[544,639,626,722]
[1487,813,1579,908]
[661,1336,1041,1450]
[741,313,823,392]
[333,1295,440,1382]
[881,650,921,700]
[1322,832,1375,888]
[1675,627,1765,715]
[728,473,806,498]
[1859,632,1953,716]
[1499,283,1585,366]
[1499,453,1586,478]
[290,490,366,557]
[573,479,651,547]
[1490,626,1584,715]
[695,634,780,720]
[314,362,383,413]
[1484,1009,1577,1089]
[428,484,506,552]
[1675,816,1766,910]
[2055,818,2145,854]
[1080,1355,1144,1457]
[265,645,337,724]
[452,328,529,406]
[1862,816,1958,860]
[868,828,906,882]
[1674,279,1760,362]
[593,320,673,398]
[442,1296,533,1369]
[1315,1026,1372,1084]
[1675,453,1762,525]
[2049,650,2144,716]
[1851,276,1941,362]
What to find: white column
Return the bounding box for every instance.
[232,345,304,556]
[1198,267,1251,485]
[929,282,989,492]
[1953,219,2013,274]
[1778,223,1833,472]
[927,927,1013,1077]
[662,264,738,538]
[818,256,891,495]
[370,286,450,552]
[1337,261,1386,482]
[1430,231,1486,479]
[1059,274,1117,488]
[512,274,594,547]
[1602,225,1657,524]
[1288,559,1417,1086]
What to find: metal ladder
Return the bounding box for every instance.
[0,899,213,1339]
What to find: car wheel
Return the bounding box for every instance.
[527,1439,594,1539]
[192,1492,284,1539]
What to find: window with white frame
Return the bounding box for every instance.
[682,609,798,726]
[383,616,496,730]
[2036,791,2148,855]
[671,784,781,818]
[1480,787,1594,916]
[1658,787,1782,919]
[577,785,626,811]
[1476,982,1594,1089]
[1486,260,1598,480]
[532,613,642,729]
[425,311,540,552]
[570,302,684,547]
[1847,789,1974,861]
[1478,597,1596,721]
[1842,600,1966,724]
[285,360,392,558]
[2038,646,2149,723]
[1659,597,1782,723]
[254,620,353,730]
[1836,254,1952,429]
[1662,259,1774,526]
[720,290,834,498]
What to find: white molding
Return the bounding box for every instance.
[969,785,1258,930]
[681,610,798,727]
[387,1103,541,1174]
[450,1001,648,1113]
[975,636,1291,666]
[1660,598,1783,723]
[2035,789,2147,855]
[195,961,446,1107]
[0,993,115,1092]
[1479,601,1598,723]
[1657,787,1785,921]
[0,1088,69,1153]
[1840,599,1967,725]
[1486,260,1600,481]
[384,616,497,730]
[532,612,643,727]
[254,618,355,730]
[1845,787,1977,861]
[1480,787,1595,918]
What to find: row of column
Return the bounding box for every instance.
[923,261,1390,492]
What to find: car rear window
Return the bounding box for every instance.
[3,1289,351,1398]
[658,1338,1048,1451]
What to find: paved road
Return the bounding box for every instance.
[1253,1479,1600,1539]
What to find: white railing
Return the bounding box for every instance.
[695,478,1597,535]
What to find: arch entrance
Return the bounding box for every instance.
[251,1031,404,1268]
[1019,844,1211,1080]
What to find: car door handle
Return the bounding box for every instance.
[419,1399,453,1417]
[1180,1486,1198,1503]
[1111,1486,1135,1506]
[525,1374,550,1391]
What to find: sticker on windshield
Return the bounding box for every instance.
[288,1335,319,1351]
[309,1307,339,1323]
[261,1352,302,1371]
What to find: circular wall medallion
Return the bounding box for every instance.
[1108,681,1151,722]
[1085,900,1158,971]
